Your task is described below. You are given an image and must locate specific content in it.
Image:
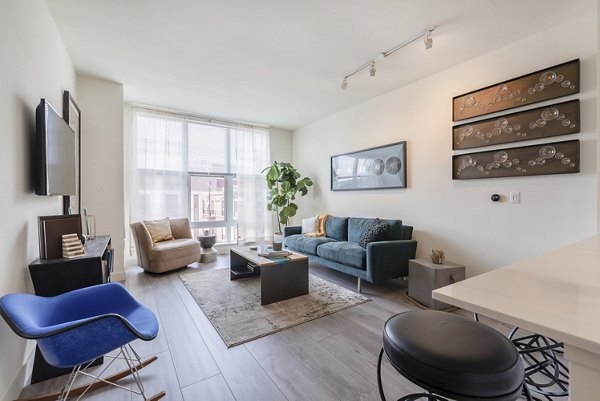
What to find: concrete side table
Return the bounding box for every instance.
[408,259,465,310]
[198,235,217,263]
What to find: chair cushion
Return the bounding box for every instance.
[358,219,390,248]
[325,216,348,241]
[150,238,200,272]
[284,234,335,255]
[316,241,366,269]
[383,310,524,399]
[143,217,174,242]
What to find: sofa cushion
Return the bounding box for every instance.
[284,234,335,255]
[316,241,366,269]
[348,217,403,243]
[359,219,390,248]
[301,216,318,234]
[325,216,349,241]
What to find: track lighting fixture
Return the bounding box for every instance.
[424,29,433,49]
[339,25,438,90]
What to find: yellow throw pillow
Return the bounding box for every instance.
[143,217,174,243]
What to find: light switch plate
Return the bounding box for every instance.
[510,191,521,204]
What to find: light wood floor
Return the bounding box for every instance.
[19,256,520,401]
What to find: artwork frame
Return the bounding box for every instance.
[453,139,579,180]
[452,59,580,122]
[62,90,81,215]
[453,99,580,150]
[331,141,407,191]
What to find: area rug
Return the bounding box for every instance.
[180,268,371,347]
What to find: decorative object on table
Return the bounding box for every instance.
[198,233,217,263]
[130,218,200,273]
[453,139,579,180]
[83,214,95,240]
[272,240,282,251]
[453,59,580,121]
[38,214,82,260]
[331,141,407,191]
[62,90,81,215]
[62,233,84,259]
[430,249,445,265]
[256,246,290,258]
[0,283,165,401]
[179,268,370,347]
[263,161,313,235]
[453,99,580,150]
[408,259,465,310]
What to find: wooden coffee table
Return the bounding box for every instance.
[229,247,309,305]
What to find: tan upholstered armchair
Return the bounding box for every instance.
[130,218,200,273]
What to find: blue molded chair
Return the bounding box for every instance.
[0,283,165,401]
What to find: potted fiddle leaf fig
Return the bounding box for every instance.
[262,161,313,234]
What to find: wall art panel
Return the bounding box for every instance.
[331,141,406,190]
[453,99,580,150]
[452,59,579,121]
[453,140,579,180]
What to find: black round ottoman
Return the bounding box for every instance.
[378,310,524,401]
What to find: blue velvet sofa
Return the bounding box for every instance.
[283,216,417,292]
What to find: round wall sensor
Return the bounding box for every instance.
[491,194,500,202]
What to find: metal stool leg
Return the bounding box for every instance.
[378,348,449,401]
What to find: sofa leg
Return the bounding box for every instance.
[357,278,362,293]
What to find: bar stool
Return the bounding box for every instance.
[378,310,525,401]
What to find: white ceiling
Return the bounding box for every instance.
[46,0,595,130]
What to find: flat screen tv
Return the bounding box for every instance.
[35,99,76,196]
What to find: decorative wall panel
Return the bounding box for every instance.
[331,141,406,190]
[453,140,579,180]
[452,59,579,121]
[453,99,580,150]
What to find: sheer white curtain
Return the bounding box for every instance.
[230,125,272,244]
[130,109,189,223]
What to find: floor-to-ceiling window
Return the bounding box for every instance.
[131,107,271,244]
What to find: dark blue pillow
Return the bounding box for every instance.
[358,219,390,248]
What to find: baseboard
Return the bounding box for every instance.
[2,348,34,401]
[110,271,127,282]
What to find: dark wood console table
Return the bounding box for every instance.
[28,235,113,383]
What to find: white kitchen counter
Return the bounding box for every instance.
[433,236,600,401]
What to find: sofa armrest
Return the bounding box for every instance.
[283,226,302,239]
[366,240,418,282]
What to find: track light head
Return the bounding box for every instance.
[370,62,376,77]
[424,29,433,49]
[341,78,348,90]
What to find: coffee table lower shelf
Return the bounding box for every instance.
[229,247,309,305]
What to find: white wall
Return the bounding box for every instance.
[294,13,597,277]
[0,3,76,400]
[270,127,293,163]
[77,76,126,281]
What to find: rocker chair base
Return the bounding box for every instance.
[16,345,165,401]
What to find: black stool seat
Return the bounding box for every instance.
[383,310,524,400]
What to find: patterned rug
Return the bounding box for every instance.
[180,268,371,347]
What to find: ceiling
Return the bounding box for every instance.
[46,0,595,130]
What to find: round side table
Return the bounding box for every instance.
[198,235,217,263]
